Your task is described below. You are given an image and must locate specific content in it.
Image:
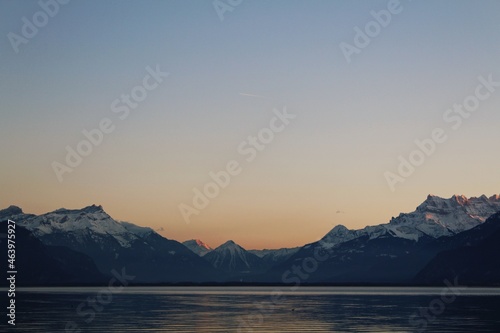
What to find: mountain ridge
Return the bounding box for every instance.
[320,194,500,249]
[5,194,499,251]
[264,194,500,284]
[2,193,500,285]
[2,205,220,283]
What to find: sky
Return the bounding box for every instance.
[1,0,499,250]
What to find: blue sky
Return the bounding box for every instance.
[1,0,500,248]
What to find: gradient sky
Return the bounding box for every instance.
[1,0,499,249]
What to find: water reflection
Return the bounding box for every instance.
[2,287,500,332]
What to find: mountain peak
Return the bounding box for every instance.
[320,224,361,249]
[331,224,349,232]
[18,205,154,248]
[82,204,104,213]
[53,204,107,216]
[419,194,468,210]
[0,205,23,219]
[184,239,211,246]
[194,239,211,248]
[452,194,468,204]
[424,194,443,202]
[320,194,500,249]
[420,194,443,207]
[212,240,248,253]
[182,239,213,256]
[394,194,500,240]
[204,240,265,273]
[423,194,499,204]
[2,205,23,214]
[220,240,238,248]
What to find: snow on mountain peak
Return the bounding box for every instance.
[390,194,500,239]
[452,194,468,204]
[82,204,105,213]
[53,205,110,220]
[182,239,213,256]
[320,224,363,249]
[120,221,154,237]
[17,205,157,248]
[321,194,500,249]
[194,239,212,249]
[331,225,348,232]
[490,194,500,201]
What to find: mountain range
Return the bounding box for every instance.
[1,194,500,286]
[249,247,300,265]
[265,194,500,284]
[1,205,219,283]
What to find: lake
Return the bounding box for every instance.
[2,287,500,332]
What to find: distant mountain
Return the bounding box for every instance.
[320,194,500,248]
[2,205,220,283]
[0,217,105,286]
[183,239,213,256]
[3,194,500,285]
[204,241,267,277]
[267,194,500,284]
[249,247,300,266]
[0,205,26,221]
[414,212,500,285]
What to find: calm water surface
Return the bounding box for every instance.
[2,287,500,332]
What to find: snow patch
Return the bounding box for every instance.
[320,194,500,249]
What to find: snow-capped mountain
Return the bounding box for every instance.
[183,239,213,256]
[3,205,220,283]
[320,194,500,249]
[249,247,300,265]
[266,194,500,284]
[17,204,154,248]
[204,240,266,276]
[4,194,500,285]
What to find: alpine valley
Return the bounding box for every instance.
[1,194,500,286]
